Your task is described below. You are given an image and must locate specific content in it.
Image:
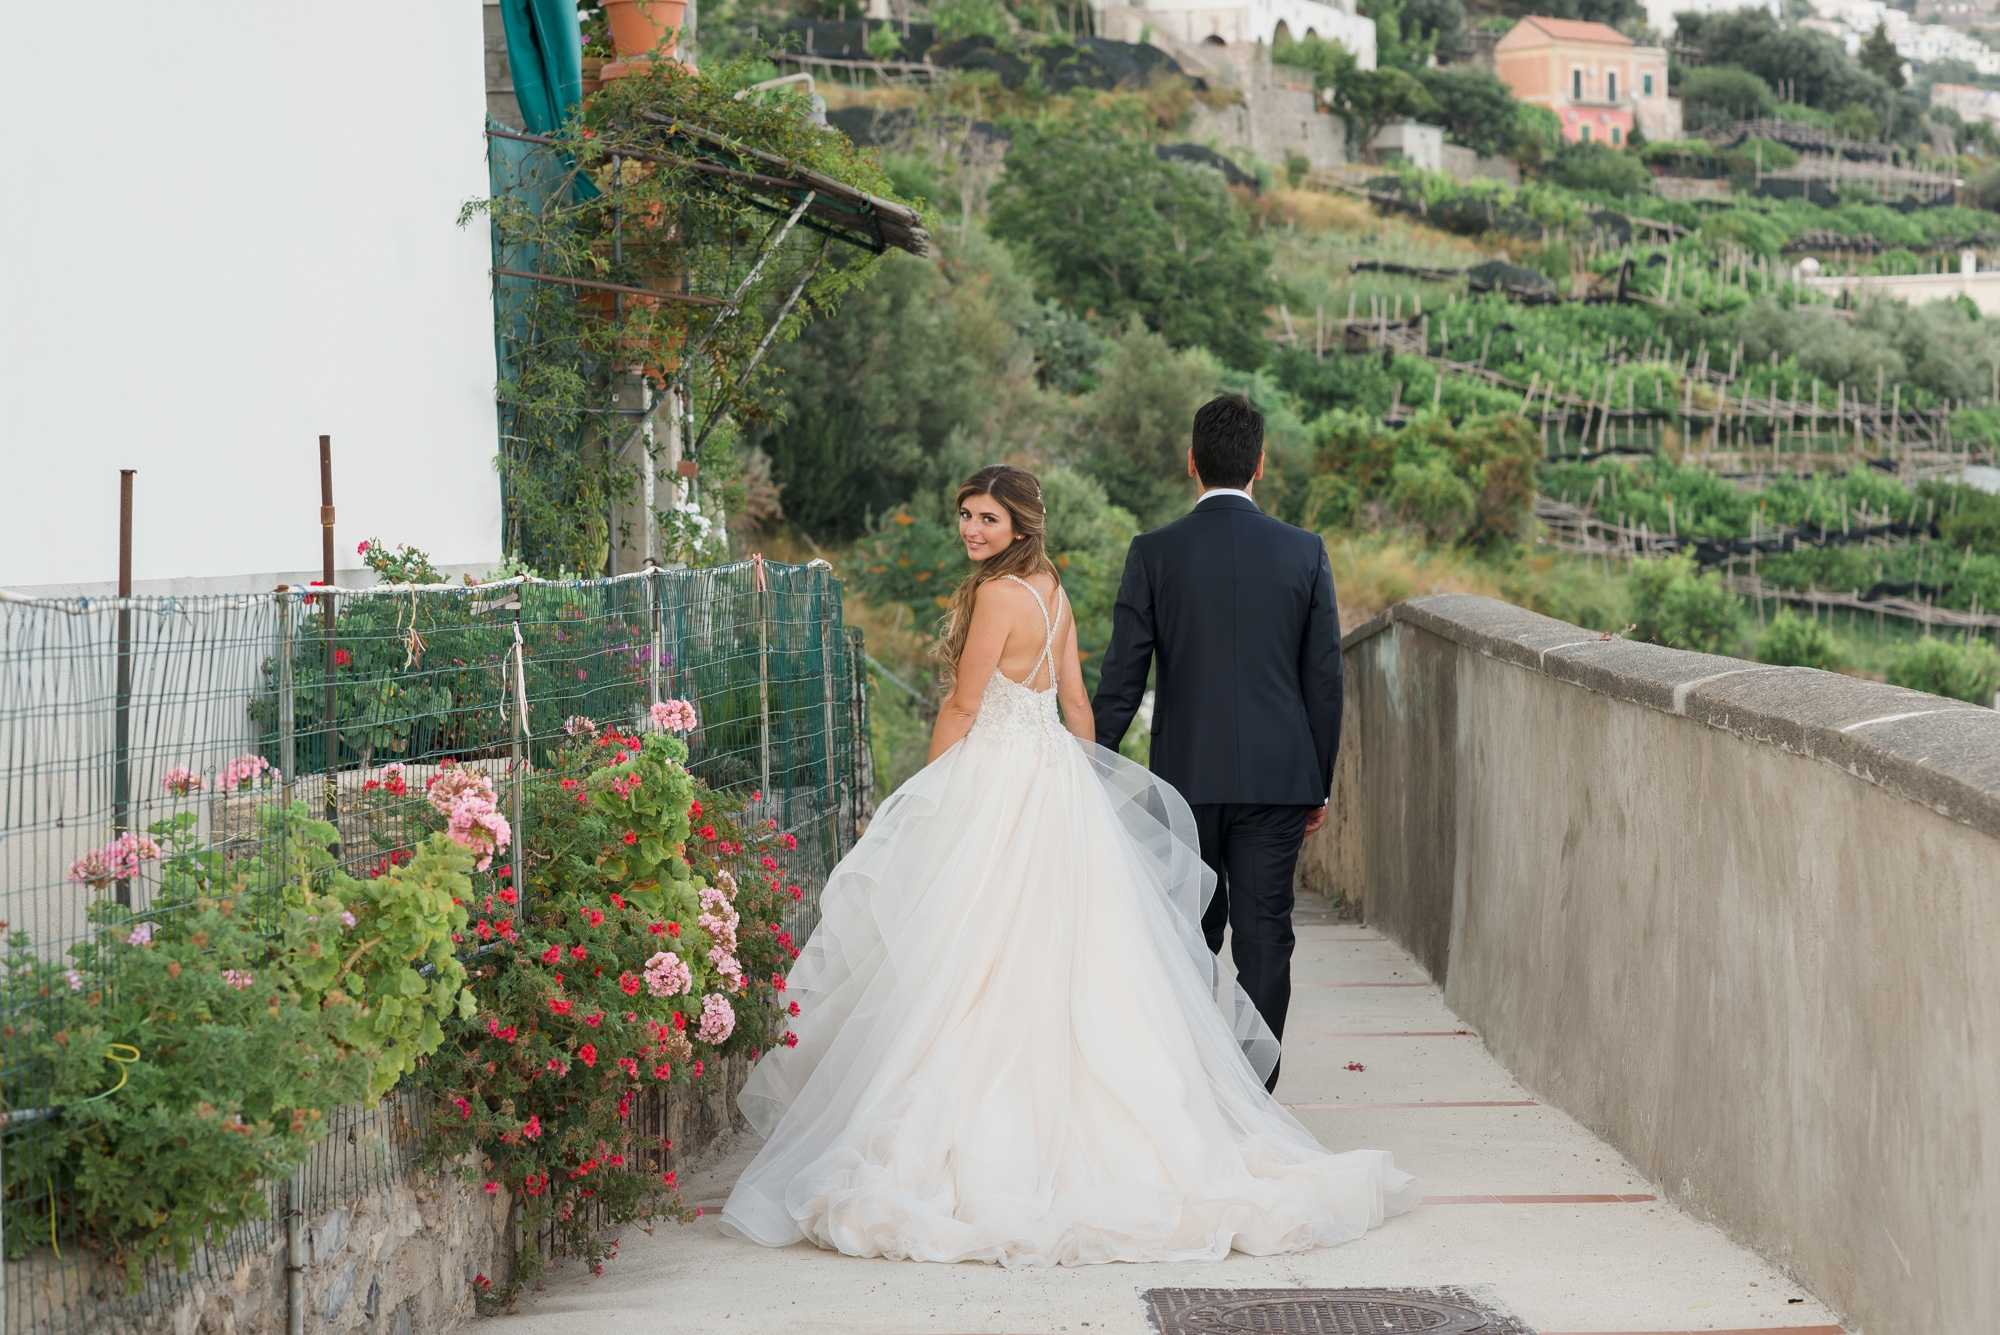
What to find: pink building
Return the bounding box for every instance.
[1494,16,1678,146]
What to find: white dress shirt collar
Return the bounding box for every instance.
[1195,488,1255,507]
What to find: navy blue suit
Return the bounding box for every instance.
[1092,492,1343,1089]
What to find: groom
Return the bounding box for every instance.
[1092,394,1343,1092]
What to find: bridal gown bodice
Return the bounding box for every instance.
[719,577,1419,1266]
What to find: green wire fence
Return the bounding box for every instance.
[0,559,867,1334]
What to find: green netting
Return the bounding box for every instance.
[0,559,865,1333]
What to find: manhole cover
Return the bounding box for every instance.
[1143,1288,1533,1335]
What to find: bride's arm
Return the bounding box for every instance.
[1056,598,1093,744]
[926,585,1011,762]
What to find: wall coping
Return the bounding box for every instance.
[1345,594,2000,843]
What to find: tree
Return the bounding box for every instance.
[988,109,1280,371]
[1860,21,1907,91]
[756,231,1042,540]
[1274,35,1436,154]
[1417,65,1521,158]
[1060,321,1219,529]
[1680,65,1775,130]
[1686,11,1890,115]
[1551,140,1654,195]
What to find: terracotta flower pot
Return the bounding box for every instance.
[603,0,686,59]
[582,56,608,96]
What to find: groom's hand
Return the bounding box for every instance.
[1304,804,1328,836]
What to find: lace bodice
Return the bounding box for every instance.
[966,575,1069,747]
[970,671,1067,746]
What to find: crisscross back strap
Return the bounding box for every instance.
[1000,574,1066,690]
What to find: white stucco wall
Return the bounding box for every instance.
[0,3,501,597]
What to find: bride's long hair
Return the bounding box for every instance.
[931,465,1058,691]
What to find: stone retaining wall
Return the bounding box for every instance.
[123,1056,754,1334]
[1307,593,2000,1335]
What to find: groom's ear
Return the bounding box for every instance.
[1253,450,1266,481]
[1187,448,1200,481]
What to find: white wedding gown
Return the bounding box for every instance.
[719,579,1420,1266]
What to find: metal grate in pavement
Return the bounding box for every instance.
[1142,1288,1535,1335]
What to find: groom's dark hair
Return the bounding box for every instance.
[1190,395,1264,489]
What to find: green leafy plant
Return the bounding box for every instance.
[428,717,801,1301]
[1756,608,1846,671]
[1628,554,1744,654]
[1,900,373,1281]
[1887,636,2000,703]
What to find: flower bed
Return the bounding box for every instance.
[4,699,806,1309]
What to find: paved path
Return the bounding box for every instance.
[493,893,1845,1334]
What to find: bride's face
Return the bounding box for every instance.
[958,493,1016,563]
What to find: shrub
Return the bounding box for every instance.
[1628,554,1743,654]
[428,720,800,1299]
[1551,142,1653,196]
[990,109,1279,370]
[1756,608,1846,671]
[1,899,377,1281]
[1886,636,2000,704]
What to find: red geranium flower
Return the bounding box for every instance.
[622,830,638,846]
[619,972,642,996]
[782,1031,799,1048]
[549,997,573,1015]
[333,648,352,667]
[585,909,606,927]
[578,1043,598,1067]
[570,945,587,961]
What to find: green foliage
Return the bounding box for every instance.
[1936,481,2000,556]
[758,234,1038,540]
[1756,608,1846,670]
[1362,0,1439,72]
[865,22,904,59]
[989,107,1279,370]
[1416,65,1520,159]
[1680,65,1775,130]
[475,58,907,572]
[933,0,1011,40]
[1550,142,1654,196]
[1860,21,1906,92]
[1679,11,1890,116]
[1627,553,1744,653]
[1887,636,2000,703]
[1060,320,1219,528]
[2,898,374,1280]
[1834,103,1881,141]
[1273,35,1436,151]
[1305,411,1539,547]
[429,725,798,1300]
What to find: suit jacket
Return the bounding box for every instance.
[1092,493,1343,807]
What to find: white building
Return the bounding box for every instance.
[0,5,501,598]
[1094,0,1378,67]
[1933,80,2000,121]
[1803,0,2000,71]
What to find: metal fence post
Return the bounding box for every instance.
[817,564,837,857]
[319,437,339,855]
[511,614,527,931]
[648,565,662,707]
[755,555,771,805]
[278,592,296,804]
[285,1166,305,1335]
[113,469,135,905]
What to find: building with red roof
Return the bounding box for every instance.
[1495,16,1681,146]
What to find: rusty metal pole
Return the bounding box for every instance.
[320,437,340,854]
[113,469,135,906]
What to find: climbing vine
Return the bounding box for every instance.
[474,59,919,574]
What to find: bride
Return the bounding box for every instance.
[719,464,1420,1266]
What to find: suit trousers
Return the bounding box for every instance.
[1191,802,1314,1093]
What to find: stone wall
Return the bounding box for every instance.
[93,1057,757,1335]
[1308,593,2000,1335]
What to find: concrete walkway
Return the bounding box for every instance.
[492,892,1846,1335]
